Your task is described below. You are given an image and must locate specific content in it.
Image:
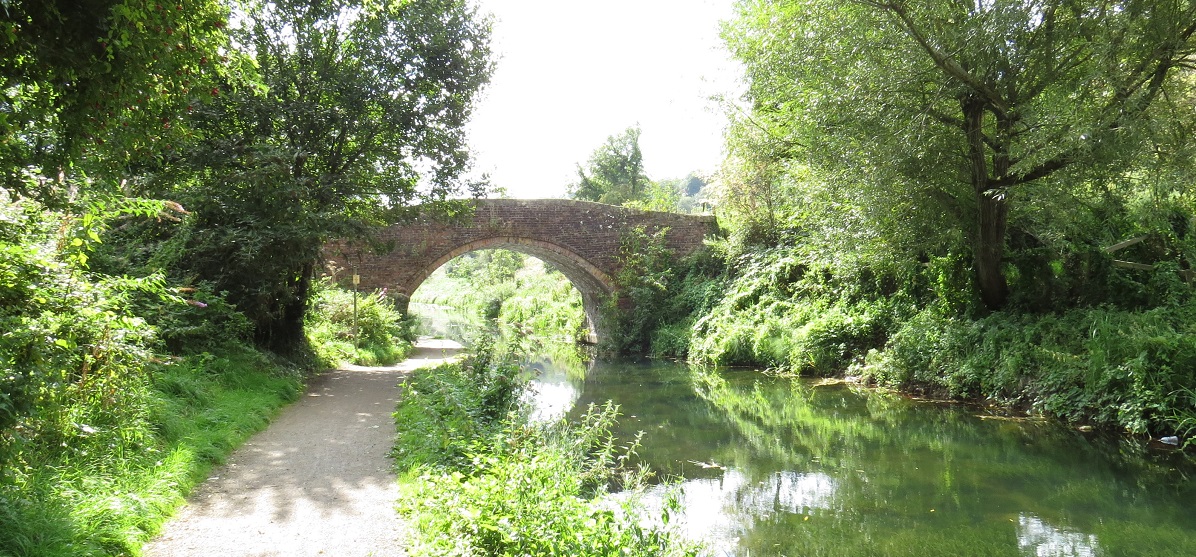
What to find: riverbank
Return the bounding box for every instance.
[391,341,698,557]
[617,244,1196,449]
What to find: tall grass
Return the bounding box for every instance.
[392,344,698,556]
[0,346,303,556]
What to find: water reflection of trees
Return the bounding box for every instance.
[519,340,594,382]
[688,367,1196,556]
[528,358,1195,555]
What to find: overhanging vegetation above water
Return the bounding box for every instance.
[590,0,1196,446]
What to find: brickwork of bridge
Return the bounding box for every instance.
[323,199,718,341]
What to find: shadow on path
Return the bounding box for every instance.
[143,338,464,557]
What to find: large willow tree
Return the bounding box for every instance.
[725,0,1196,308]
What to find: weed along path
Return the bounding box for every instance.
[144,338,464,557]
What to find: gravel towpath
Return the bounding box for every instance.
[143,338,464,557]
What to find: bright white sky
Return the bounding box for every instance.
[465,0,742,199]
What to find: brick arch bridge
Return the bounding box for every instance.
[323,199,717,342]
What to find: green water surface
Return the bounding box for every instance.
[527,358,1196,557]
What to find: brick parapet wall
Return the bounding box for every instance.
[323,199,717,340]
[325,199,716,296]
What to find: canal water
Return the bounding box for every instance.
[525,355,1196,557]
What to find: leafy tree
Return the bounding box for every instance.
[446,249,525,287]
[1,0,237,200]
[725,0,1196,309]
[142,0,493,350]
[625,179,682,212]
[570,126,650,206]
[661,174,714,214]
[681,174,706,197]
[715,115,808,248]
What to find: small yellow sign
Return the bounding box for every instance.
[352,274,360,286]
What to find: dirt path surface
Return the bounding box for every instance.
[143,338,464,557]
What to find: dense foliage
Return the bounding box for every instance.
[605,0,1196,445]
[0,0,240,200]
[0,197,305,555]
[724,0,1196,309]
[1,198,160,455]
[305,280,415,367]
[601,226,724,358]
[392,344,697,556]
[689,246,912,374]
[127,0,492,351]
[2,0,494,553]
[3,0,1194,550]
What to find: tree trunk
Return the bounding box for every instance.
[261,261,314,354]
[962,94,1010,310]
[975,192,1009,309]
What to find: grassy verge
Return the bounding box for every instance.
[0,345,303,557]
[391,344,697,557]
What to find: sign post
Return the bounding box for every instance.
[352,273,360,347]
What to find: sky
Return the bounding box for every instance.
[465,0,743,199]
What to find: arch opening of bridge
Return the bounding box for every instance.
[323,199,717,345]
[410,237,613,343]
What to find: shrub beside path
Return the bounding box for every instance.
[143,338,464,557]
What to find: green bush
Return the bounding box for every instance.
[1,197,310,555]
[603,226,678,355]
[647,249,727,360]
[135,283,253,354]
[603,229,727,358]
[649,320,695,360]
[689,245,911,374]
[870,303,1196,437]
[305,279,414,367]
[392,341,526,472]
[398,405,696,557]
[1,198,159,479]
